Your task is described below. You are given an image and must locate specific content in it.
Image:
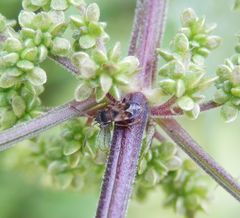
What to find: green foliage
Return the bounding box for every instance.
[29,117,106,190]
[214,53,240,122]
[162,160,209,218]
[157,8,220,119]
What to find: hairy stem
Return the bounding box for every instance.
[96,92,148,218]
[96,0,167,217]
[0,98,96,151]
[158,118,240,201]
[130,0,167,89]
[151,100,221,117]
[49,55,79,76]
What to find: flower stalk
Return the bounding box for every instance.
[157,118,240,201]
[0,98,96,151]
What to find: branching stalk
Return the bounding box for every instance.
[96,0,167,217]
[151,100,221,117]
[157,118,240,201]
[130,0,167,88]
[96,92,148,218]
[0,98,96,151]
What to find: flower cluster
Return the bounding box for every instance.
[29,117,107,189]
[22,0,85,12]
[73,42,139,102]
[19,10,70,57]
[134,139,182,200]
[214,53,240,122]
[157,8,221,119]
[70,3,109,50]
[161,160,209,218]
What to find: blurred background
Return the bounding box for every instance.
[0,0,240,217]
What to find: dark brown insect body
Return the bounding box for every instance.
[95,101,142,127]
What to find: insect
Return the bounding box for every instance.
[95,99,143,150]
[95,99,143,128]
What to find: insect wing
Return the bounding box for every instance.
[96,125,112,151]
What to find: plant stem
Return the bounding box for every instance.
[49,55,79,76]
[96,0,167,217]
[0,98,96,152]
[96,92,148,218]
[151,100,220,117]
[158,118,240,201]
[130,0,167,89]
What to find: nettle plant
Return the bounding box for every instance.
[0,0,240,217]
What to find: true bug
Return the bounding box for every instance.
[95,99,142,150]
[95,99,142,128]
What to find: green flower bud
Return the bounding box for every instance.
[118,56,139,75]
[1,53,19,67]
[181,8,197,26]
[159,79,176,94]
[231,87,240,97]
[79,35,96,49]
[92,49,108,64]
[72,52,97,78]
[206,36,221,50]
[28,67,47,86]
[144,168,160,186]
[11,95,26,117]
[157,48,174,62]
[17,60,34,72]
[74,82,92,101]
[38,45,48,63]
[174,33,189,53]
[176,79,186,97]
[177,96,195,111]
[4,38,22,52]
[21,47,38,62]
[1,110,17,129]
[48,160,68,174]
[96,87,106,102]
[214,89,230,104]
[88,22,103,37]
[185,103,200,120]
[54,173,73,189]
[86,3,100,22]
[216,64,232,80]
[70,15,84,27]
[67,152,81,168]
[51,0,69,10]
[230,66,240,85]
[159,142,177,160]
[0,73,19,88]
[18,10,35,28]
[221,104,238,123]
[63,141,81,156]
[100,74,112,94]
[165,156,182,171]
[51,37,71,56]
[46,147,62,159]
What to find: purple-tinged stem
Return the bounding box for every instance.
[151,100,221,117]
[158,118,240,201]
[49,55,79,76]
[96,92,148,218]
[0,98,96,152]
[130,0,167,88]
